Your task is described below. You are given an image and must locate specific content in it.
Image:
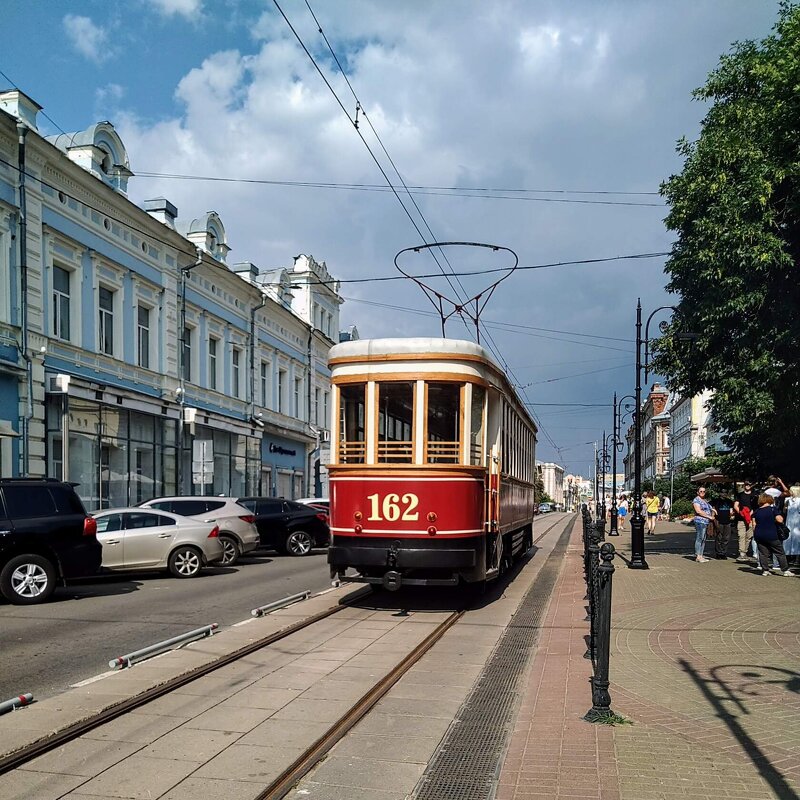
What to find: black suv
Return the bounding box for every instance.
[236,497,330,556]
[0,478,102,604]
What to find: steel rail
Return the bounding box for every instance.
[0,589,370,776]
[257,609,465,800]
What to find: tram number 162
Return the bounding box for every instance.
[366,493,419,522]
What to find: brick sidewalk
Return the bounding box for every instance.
[497,519,800,800]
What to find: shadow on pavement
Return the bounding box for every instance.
[679,658,800,800]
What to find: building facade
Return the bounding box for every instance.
[0,90,344,508]
[537,461,565,508]
[669,390,713,469]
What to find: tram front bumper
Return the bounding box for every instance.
[328,544,476,570]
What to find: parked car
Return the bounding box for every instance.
[137,497,259,566]
[538,503,552,514]
[295,497,330,512]
[94,509,224,578]
[235,497,330,556]
[0,478,102,604]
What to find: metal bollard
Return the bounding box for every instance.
[109,624,218,669]
[251,590,311,617]
[584,524,602,660]
[586,542,616,721]
[0,693,33,715]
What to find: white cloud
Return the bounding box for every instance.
[116,0,781,463]
[63,14,111,64]
[148,0,203,19]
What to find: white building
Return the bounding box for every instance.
[669,390,713,469]
[537,461,565,508]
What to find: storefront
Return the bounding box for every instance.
[182,424,261,498]
[261,433,308,499]
[46,395,179,511]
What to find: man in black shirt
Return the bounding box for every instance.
[712,494,734,559]
[733,482,757,562]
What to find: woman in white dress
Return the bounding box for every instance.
[784,484,800,566]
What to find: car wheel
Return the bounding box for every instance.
[0,554,57,604]
[168,546,203,578]
[285,530,313,557]
[218,534,240,566]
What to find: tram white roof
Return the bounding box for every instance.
[329,337,494,364]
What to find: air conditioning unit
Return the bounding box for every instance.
[47,374,71,394]
[320,429,331,443]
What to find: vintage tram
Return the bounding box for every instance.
[326,337,537,590]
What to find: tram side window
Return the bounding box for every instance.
[339,383,366,463]
[378,382,414,463]
[427,383,461,463]
[470,385,485,465]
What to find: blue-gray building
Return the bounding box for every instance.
[0,89,344,507]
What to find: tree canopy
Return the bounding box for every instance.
[654,2,800,481]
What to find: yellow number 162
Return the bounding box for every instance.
[366,493,419,522]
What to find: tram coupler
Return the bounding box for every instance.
[383,570,402,591]
[387,540,400,569]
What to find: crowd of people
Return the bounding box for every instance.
[603,478,799,575]
[691,477,799,575]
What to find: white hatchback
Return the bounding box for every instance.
[94,509,224,578]
[138,497,260,566]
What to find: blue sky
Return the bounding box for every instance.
[2,0,783,472]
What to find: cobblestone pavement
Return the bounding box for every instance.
[498,519,800,800]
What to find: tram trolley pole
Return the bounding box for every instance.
[586,542,618,722]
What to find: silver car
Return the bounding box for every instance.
[94,509,224,578]
[138,497,259,566]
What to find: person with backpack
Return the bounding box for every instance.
[711,493,734,559]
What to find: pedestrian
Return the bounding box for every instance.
[660,494,671,520]
[711,492,734,560]
[764,475,788,514]
[617,494,628,531]
[734,481,757,562]
[784,483,800,567]
[692,486,715,563]
[645,490,660,534]
[752,493,792,576]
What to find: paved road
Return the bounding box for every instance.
[0,548,333,701]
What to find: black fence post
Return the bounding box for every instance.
[586,542,616,722]
[584,522,602,660]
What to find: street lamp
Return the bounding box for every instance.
[609,392,635,536]
[630,299,697,570]
[596,433,612,526]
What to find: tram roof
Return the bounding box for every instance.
[329,337,494,364]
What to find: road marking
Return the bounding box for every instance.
[71,670,117,687]
[232,618,255,627]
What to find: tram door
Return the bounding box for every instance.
[486,443,502,575]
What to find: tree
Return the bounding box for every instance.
[654,3,800,481]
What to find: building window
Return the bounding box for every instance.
[182,327,192,382]
[137,305,150,369]
[53,266,71,341]
[323,391,329,429]
[294,377,302,419]
[98,286,114,355]
[208,337,218,390]
[260,361,270,408]
[314,388,321,425]
[232,347,241,398]
[278,369,287,414]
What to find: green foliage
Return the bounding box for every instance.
[653,3,800,481]
[670,498,695,519]
[540,491,555,505]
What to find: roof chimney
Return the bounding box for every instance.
[233,262,259,282]
[143,197,178,229]
[0,89,41,131]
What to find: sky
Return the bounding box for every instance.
[3,0,782,475]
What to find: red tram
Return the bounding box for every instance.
[327,338,537,590]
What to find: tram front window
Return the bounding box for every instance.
[338,383,365,463]
[378,382,414,463]
[427,383,461,463]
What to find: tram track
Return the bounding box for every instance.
[0,589,368,776]
[0,514,570,795]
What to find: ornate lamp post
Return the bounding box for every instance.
[630,300,696,569]
[609,392,635,536]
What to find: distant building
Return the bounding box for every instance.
[537,461,565,507]
[669,390,713,469]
